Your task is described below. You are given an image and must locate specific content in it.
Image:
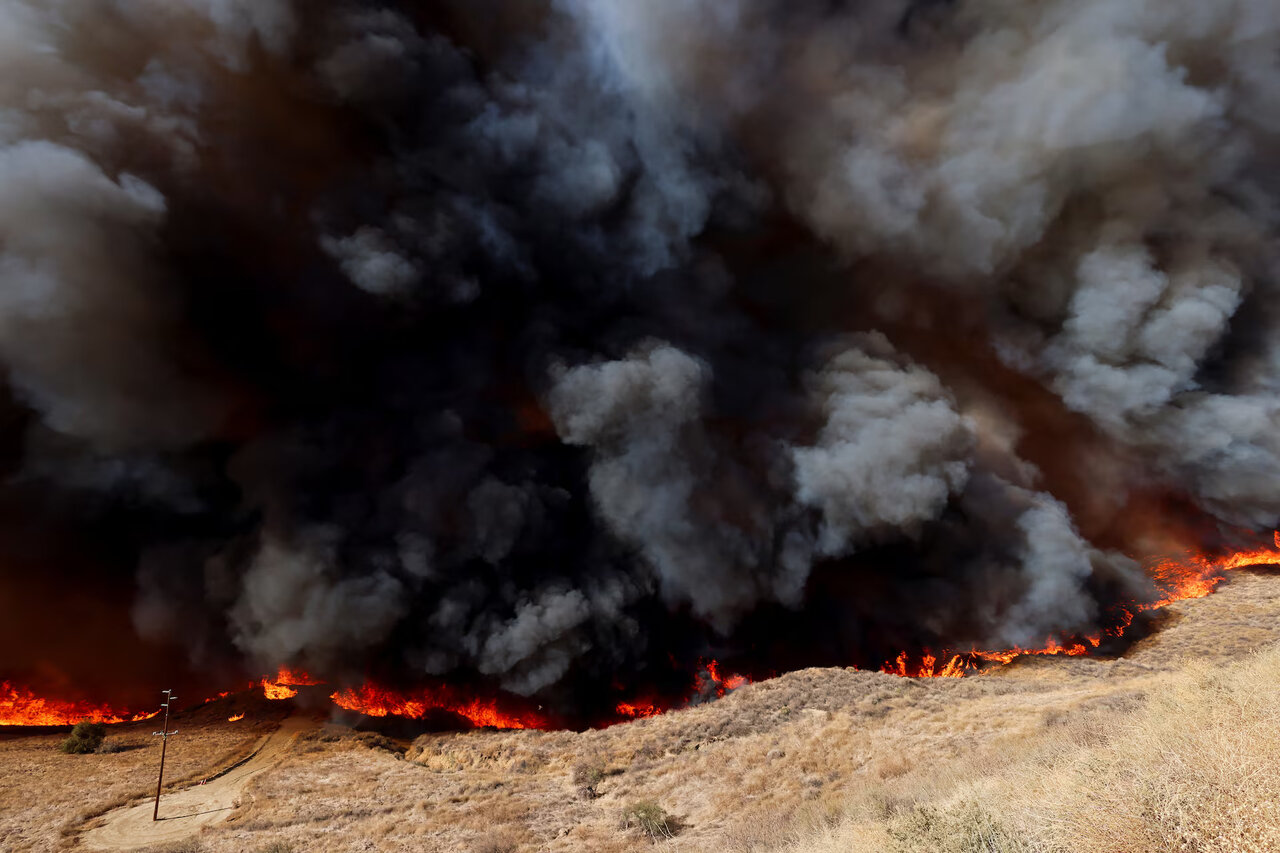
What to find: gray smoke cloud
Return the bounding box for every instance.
[4,0,1280,707]
[791,332,974,557]
[0,141,221,450]
[0,0,276,457]
[229,533,407,669]
[321,227,421,296]
[547,343,789,629]
[569,0,1280,526]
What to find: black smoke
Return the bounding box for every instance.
[2,0,1279,719]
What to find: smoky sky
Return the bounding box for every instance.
[3,0,1280,714]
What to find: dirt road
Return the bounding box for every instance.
[81,716,311,851]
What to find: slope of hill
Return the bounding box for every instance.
[4,568,1280,853]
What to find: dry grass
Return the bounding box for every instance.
[0,695,286,851]
[765,643,1280,853]
[763,570,1280,853]
[5,569,1280,852]
[1019,649,1280,852]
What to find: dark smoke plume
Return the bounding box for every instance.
[2,0,1280,718]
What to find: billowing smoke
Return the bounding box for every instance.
[2,0,1279,717]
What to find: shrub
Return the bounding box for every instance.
[572,759,607,798]
[886,801,1032,853]
[354,732,397,752]
[257,843,294,853]
[473,832,520,853]
[95,738,127,754]
[621,800,680,841]
[60,721,106,754]
[150,841,205,853]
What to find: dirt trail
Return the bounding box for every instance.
[81,716,312,851]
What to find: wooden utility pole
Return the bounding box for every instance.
[151,690,177,821]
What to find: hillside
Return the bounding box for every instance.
[4,567,1280,853]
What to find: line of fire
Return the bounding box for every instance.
[5,532,1279,732]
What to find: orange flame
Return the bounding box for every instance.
[329,683,547,729]
[703,660,749,694]
[227,713,245,722]
[261,666,324,700]
[882,532,1280,678]
[12,535,1277,728]
[262,681,296,699]
[615,700,661,719]
[611,659,749,723]
[0,682,159,727]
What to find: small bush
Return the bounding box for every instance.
[632,740,662,762]
[299,730,341,743]
[60,721,106,754]
[572,758,607,798]
[621,800,680,841]
[257,843,294,853]
[473,831,520,853]
[353,732,399,753]
[95,738,127,754]
[886,801,1031,853]
[150,841,205,853]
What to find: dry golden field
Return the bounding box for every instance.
[5,568,1280,853]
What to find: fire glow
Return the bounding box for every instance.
[253,658,753,729]
[881,532,1280,678]
[260,667,323,700]
[255,667,552,730]
[614,700,662,720]
[704,660,749,694]
[4,536,1280,727]
[328,683,548,730]
[613,660,752,722]
[0,682,158,727]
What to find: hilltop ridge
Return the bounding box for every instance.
[4,568,1280,852]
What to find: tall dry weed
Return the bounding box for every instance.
[772,643,1280,853]
[1025,646,1280,853]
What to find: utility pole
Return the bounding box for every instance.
[151,689,178,821]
